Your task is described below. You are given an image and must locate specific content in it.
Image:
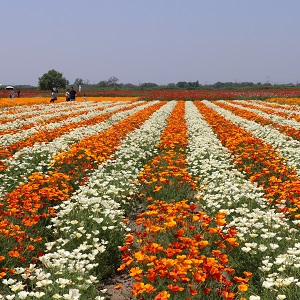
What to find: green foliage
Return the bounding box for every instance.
[38,69,69,90]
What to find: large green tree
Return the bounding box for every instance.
[38,69,69,90]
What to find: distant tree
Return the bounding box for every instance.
[74,78,84,87]
[167,83,176,88]
[187,80,200,88]
[122,83,137,88]
[98,80,107,88]
[38,69,69,90]
[177,81,188,88]
[140,82,158,88]
[212,81,226,89]
[107,76,119,87]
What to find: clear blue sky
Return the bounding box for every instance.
[1,0,300,86]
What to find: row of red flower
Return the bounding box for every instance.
[2,88,300,100]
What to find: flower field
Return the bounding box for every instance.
[1,97,300,299]
[2,87,300,103]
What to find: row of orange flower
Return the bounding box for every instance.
[266,97,300,106]
[0,96,139,108]
[194,101,300,218]
[118,101,251,300]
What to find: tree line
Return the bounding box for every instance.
[37,69,299,91]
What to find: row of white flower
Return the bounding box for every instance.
[0,101,175,299]
[230,100,300,129]
[0,101,152,201]
[247,99,300,115]
[0,101,129,147]
[207,100,300,174]
[185,101,300,299]
[0,102,110,133]
[0,103,67,121]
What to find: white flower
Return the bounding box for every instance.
[10,282,25,292]
[89,275,98,282]
[14,268,25,274]
[262,280,274,288]
[270,244,279,250]
[241,246,251,253]
[33,292,46,298]
[17,291,29,299]
[2,279,16,285]
[93,218,103,224]
[258,244,267,251]
[63,289,80,300]
[277,295,286,300]
[275,257,286,265]
[56,278,70,288]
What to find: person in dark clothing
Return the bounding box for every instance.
[69,87,77,101]
[50,90,57,103]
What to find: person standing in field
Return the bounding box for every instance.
[17,90,20,97]
[69,87,76,101]
[83,94,87,102]
[50,89,57,103]
[10,90,15,100]
[65,89,70,101]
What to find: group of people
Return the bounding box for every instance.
[9,89,20,100]
[50,87,86,103]
[65,87,77,102]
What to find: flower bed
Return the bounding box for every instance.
[0,98,300,299]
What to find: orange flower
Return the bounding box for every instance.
[221,291,236,300]
[189,288,198,295]
[164,217,176,229]
[154,291,170,300]
[167,284,184,292]
[202,287,211,294]
[174,228,185,238]
[154,185,163,192]
[226,237,238,247]
[198,240,209,248]
[130,267,143,278]
[27,245,35,251]
[243,271,253,277]
[8,251,20,258]
[125,234,134,244]
[238,282,249,292]
[146,269,157,282]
